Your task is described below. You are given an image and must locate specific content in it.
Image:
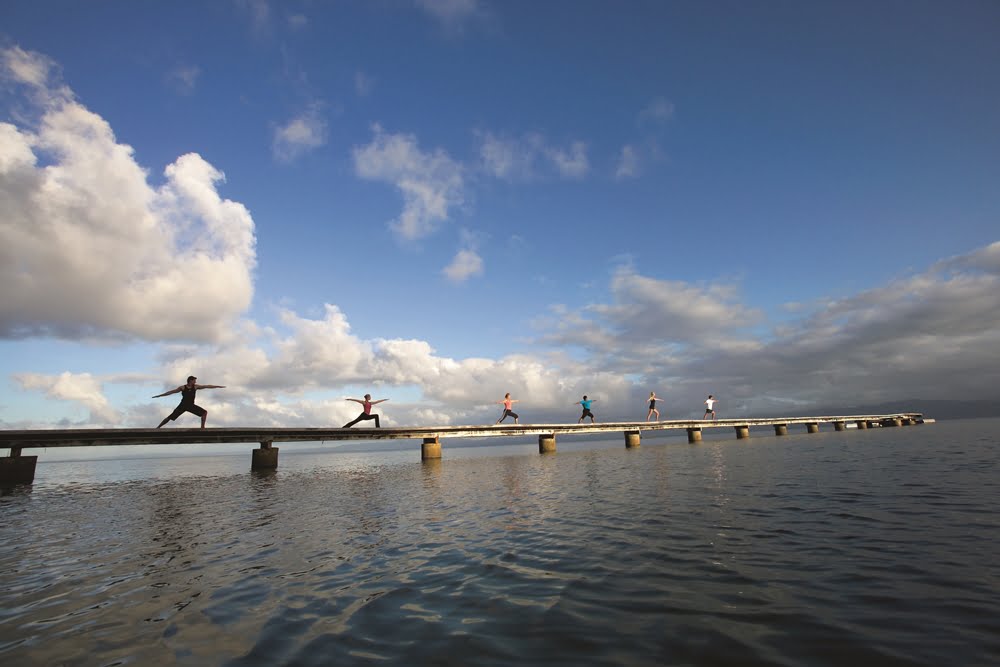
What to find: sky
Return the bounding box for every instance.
[1,0,999,430]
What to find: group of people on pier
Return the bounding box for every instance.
[153,377,720,429]
[493,392,718,425]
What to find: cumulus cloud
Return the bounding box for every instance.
[272,104,328,162]
[539,266,761,352]
[353,124,465,241]
[534,243,1000,414]
[16,239,1000,428]
[84,303,629,428]
[478,131,590,181]
[15,372,121,425]
[443,249,484,282]
[1,46,55,89]
[0,46,257,343]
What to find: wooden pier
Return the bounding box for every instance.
[0,413,926,484]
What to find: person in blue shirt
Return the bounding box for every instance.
[577,395,597,423]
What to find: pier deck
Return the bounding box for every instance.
[1,413,926,484]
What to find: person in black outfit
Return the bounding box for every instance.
[154,376,225,428]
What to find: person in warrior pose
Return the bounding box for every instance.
[495,393,520,424]
[646,391,662,422]
[704,395,717,420]
[154,376,225,428]
[343,394,388,428]
[577,395,597,423]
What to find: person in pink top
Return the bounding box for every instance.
[494,393,521,424]
[343,394,389,428]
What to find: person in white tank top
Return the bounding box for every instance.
[704,395,717,420]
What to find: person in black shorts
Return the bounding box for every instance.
[154,376,225,428]
[577,395,597,423]
[703,395,717,420]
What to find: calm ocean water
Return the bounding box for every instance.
[1,419,998,666]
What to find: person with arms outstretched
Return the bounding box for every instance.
[343,394,388,428]
[154,376,225,428]
[646,391,663,421]
[577,395,597,423]
[495,393,520,424]
[704,395,717,420]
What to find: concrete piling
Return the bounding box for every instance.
[687,428,702,443]
[251,441,279,470]
[0,447,37,485]
[834,421,846,432]
[774,424,788,436]
[421,436,442,460]
[735,425,750,439]
[624,431,641,448]
[806,423,819,434]
[538,433,556,453]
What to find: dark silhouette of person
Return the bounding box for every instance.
[154,376,225,428]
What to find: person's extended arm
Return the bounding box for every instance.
[152,386,182,398]
[345,398,363,404]
[371,399,389,405]
[196,384,226,390]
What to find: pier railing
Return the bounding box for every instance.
[0,413,926,484]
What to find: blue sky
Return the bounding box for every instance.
[1,0,999,429]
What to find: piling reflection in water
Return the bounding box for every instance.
[0,420,996,666]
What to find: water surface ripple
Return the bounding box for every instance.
[2,419,999,665]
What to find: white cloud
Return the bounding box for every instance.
[0,46,256,343]
[534,243,1000,413]
[288,13,308,30]
[15,372,120,425]
[478,131,542,180]
[16,239,1000,428]
[1,45,55,89]
[272,104,328,162]
[539,266,761,351]
[545,140,589,179]
[615,144,639,180]
[478,131,590,181]
[165,65,200,95]
[443,249,484,282]
[353,124,465,240]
